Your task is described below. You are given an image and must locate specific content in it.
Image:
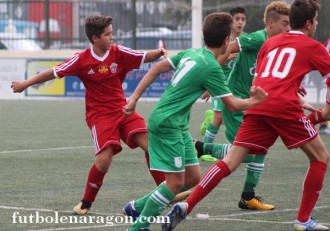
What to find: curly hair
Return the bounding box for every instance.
[263,1,290,24]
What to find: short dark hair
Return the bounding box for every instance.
[290,0,320,30]
[84,15,113,43]
[229,7,246,17]
[203,12,232,48]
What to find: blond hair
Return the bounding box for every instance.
[263,1,290,24]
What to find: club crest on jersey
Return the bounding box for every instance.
[174,157,182,168]
[110,63,118,73]
[98,64,109,74]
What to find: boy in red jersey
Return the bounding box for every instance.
[164,1,330,231]
[11,15,167,215]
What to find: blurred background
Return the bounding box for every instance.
[0,0,329,51]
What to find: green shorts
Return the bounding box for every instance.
[148,130,199,172]
[220,104,244,143]
[211,97,223,112]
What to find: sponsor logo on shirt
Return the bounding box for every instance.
[98,64,109,74]
[110,63,118,73]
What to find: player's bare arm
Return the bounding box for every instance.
[221,86,267,112]
[11,69,55,93]
[217,40,240,65]
[144,48,167,63]
[123,59,173,115]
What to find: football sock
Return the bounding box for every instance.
[186,161,231,214]
[204,124,219,143]
[241,155,266,199]
[204,143,231,160]
[200,142,254,163]
[130,183,175,230]
[134,183,187,213]
[297,160,327,222]
[145,152,165,185]
[82,164,106,203]
[307,109,325,125]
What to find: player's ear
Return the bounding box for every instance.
[224,36,229,46]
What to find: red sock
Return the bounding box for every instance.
[307,109,325,125]
[145,152,165,185]
[186,161,231,214]
[82,164,106,203]
[297,160,327,222]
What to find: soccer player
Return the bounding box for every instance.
[10,15,168,215]
[199,1,290,211]
[200,6,247,143]
[122,12,268,231]
[164,0,330,230]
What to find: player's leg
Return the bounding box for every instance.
[202,98,223,143]
[74,119,122,215]
[127,131,185,230]
[122,112,165,186]
[223,108,274,210]
[294,136,329,230]
[163,145,248,231]
[200,109,214,136]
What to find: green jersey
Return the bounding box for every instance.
[227,29,267,99]
[221,32,247,78]
[148,48,232,134]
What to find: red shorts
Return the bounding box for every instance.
[233,114,318,154]
[90,112,147,155]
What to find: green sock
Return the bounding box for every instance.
[203,143,231,159]
[130,183,175,230]
[242,154,266,196]
[203,123,219,143]
[134,187,158,213]
[134,184,187,212]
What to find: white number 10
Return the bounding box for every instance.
[261,47,296,79]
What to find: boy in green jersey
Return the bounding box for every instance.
[122,12,268,231]
[199,1,290,211]
[201,7,247,142]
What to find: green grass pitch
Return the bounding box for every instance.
[0,100,329,231]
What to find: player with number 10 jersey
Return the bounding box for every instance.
[247,31,330,120]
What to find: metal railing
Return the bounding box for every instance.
[0,0,329,50]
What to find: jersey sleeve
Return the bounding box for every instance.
[237,31,264,53]
[168,51,185,70]
[310,43,330,78]
[53,53,80,78]
[203,68,232,98]
[118,45,146,71]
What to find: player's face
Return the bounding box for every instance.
[96,25,114,51]
[269,15,290,37]
[231,13,246,35]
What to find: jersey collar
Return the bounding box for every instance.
[90,47,110,62]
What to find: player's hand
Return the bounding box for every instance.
[298,94,317,112]
[297,86,307,97]
[122,98,137,116]
[11,81,27,93]
[250,86,268,104]
[201,91,210,102]
[158,48,167,58]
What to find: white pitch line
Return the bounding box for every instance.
[0,146,94,154]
